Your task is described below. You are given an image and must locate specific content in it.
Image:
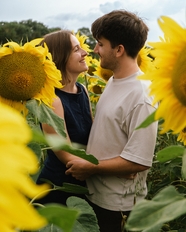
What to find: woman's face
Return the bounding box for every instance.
[66,34,88,75]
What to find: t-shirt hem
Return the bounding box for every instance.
[86,195,134,212]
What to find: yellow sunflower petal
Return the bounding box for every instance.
[0,103,48,231]
[158,16,186,43]
[0,46,13,56]
[0,185,47,230]
[137,46,154,73]
[3,41,23,52]
[76,31,92,53]
[28,38,43,46]
[177,128,186,145]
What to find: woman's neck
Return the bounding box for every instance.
[61,81,78,93]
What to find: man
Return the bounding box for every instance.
[66,10,158,232]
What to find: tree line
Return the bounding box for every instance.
[0,19,96,51]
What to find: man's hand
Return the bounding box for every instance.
[65,159,96,181]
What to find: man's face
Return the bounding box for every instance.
[94,37,116,70]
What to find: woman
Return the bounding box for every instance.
[36,30,93,205]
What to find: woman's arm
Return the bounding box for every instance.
[42,96,82,164]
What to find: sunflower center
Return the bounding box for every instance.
[0,52,46,101]
[101,68,113,81]
[93,85,102,94]
[172,47,186,106]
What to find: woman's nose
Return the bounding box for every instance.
[82,49,88,56]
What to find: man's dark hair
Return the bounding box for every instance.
[91,10,149,58]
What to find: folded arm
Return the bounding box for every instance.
[65,156,149,181]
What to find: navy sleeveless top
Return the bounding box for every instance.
[36,82,92,204]
[55,82,92,146]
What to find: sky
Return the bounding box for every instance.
[1,0,186,42]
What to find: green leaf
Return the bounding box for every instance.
[135,110,157,130]
[31,129,49,144]
[66,196,100,232]
[40,179,89,194]
[31,130,99,165]
[34,223,63,232]
[46,134,98,164]
[37,203,79,232]
[28,142,42,160]
[26,99,66,138]
[125,185,186,232]
[182,150,186,179]
[46,133,98,165]
[97,79,106,87]
[62,183,89,194]
[157,145,185,163]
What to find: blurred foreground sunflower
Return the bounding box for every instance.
[0,102,49,231]
[139,16,186,137]
[0,39,62,115]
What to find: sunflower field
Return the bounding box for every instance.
[1,15,186,232]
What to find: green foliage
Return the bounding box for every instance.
[125,130,186,232]
[67,196,99,232]
[30,197,99,232]
[37,203,79,232]
[157,145,185,163]
[126,110,186,230]
[125,186,186,232]
[0,20,61,44]
[26,99,67,138]
[31,129,98,165]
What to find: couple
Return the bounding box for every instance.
[36,10,158,232]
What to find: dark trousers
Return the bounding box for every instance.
[86,198,130,232]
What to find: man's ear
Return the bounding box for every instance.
[116,45,124,57]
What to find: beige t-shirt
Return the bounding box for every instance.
[86,72,158,211]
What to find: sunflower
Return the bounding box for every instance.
[138,16,186,136]
[87,77,102,103]
[137,46,154,73]
[0,102,49,231]
[177,128,186,145]
[81,58,110,103]
[0,39,62,115]
[93,59,113,81]
[86,56,98,76]
[76,31,92,67]
[75,31,92,53]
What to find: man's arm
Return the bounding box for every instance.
[65,156,149,181]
